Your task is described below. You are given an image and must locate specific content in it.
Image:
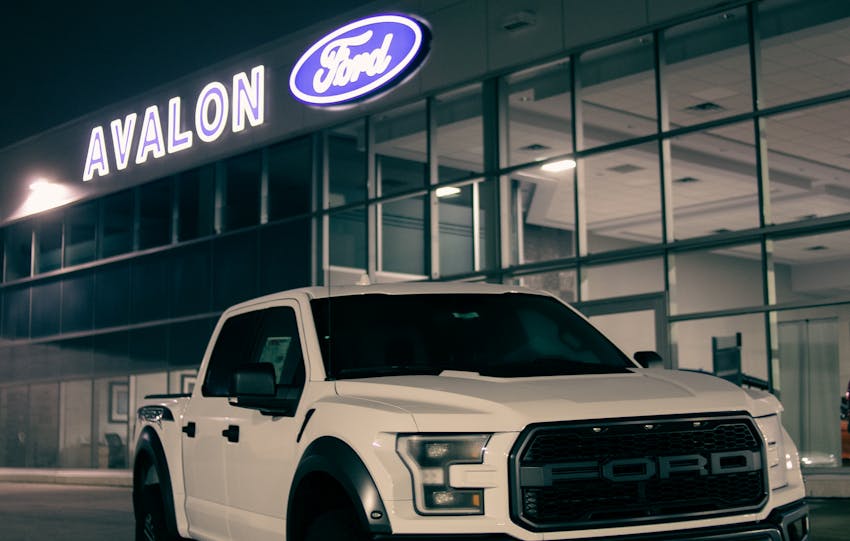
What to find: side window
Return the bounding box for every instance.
[252,307,306,390]
[202,306,306,398]
[203,311,262,397]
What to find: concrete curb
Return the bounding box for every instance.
[804,474,850,498]
[0,468,132,487]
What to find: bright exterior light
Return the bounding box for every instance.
[436,186,462,198]
[541,159,577,172]
[21,178,73,215]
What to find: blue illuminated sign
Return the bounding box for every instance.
[289,14,429,105]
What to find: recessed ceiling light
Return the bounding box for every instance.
[713,228,732,234]
[674,176,699,183]
[436,186,462,198]
[541,159,576,172]
[607,164,643,174]
[805,245,827,251]
[685,102,725,113]
[520,143,550,151]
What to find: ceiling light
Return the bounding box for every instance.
[21,178,73,215]
[436,186,462,198]
[541,159,576,172]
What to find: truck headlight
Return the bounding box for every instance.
[397,434,490,515]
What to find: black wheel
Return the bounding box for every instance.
[136,484,172,541]
[303,507,370,541]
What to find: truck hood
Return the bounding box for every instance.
[334,369,780,432]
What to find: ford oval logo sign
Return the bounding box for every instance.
[289,14,429,106]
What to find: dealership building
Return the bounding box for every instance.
[0,0,848,474]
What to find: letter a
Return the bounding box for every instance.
[83,126,110,181]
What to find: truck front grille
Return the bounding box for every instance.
[510,414,768,531]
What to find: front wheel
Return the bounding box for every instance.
[136,484,172,541]
[303,507,370,541]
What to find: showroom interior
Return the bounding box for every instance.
[0,0,848,474]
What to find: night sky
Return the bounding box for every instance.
[0,1,371,150]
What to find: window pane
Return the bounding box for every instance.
[759,0,850,107]
[512,164,575,265]
[766,100,850,225]
[28,383,60,467]
[139,178,172,249]
[381,197,426,276]
[329,120,367,207]
[94,264,130,328]
[213,231,257,310]
[168,317,215,369]
[131,254,171,323]
[59,380,93,467]
[773,230,850,304]
[36,211,62,274]
[672,313,767,380]
[581,35,657,149]
[329,207,366,270]
[5,222,32,280]
[506,60,572,167]
[129,326,168,373]
[62,274,94,333]
[178,165,215,242]
[584,142,661,253]
[268,136,312,220]
[31,280,61,338]
[223,151,261,231]
[670,122,759,239]
[93,377,129,469]
[171,244,211,317]
[203,311,262,396]
[375,101,427,196]
[670,244,764,315]
[2,287,29,339]
[436,84,483,181]
[102,191,134,258]
[259,219,311,295]
[439,184,473,276]
[515,269,577,302]
[584,258,664,300]
[64,202,97,267]
[665,7,752,128]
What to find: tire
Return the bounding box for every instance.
[136,484,173,541]
[303,507,370,541]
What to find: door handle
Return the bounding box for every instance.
[182,422,196,438]
[221,425,240,443]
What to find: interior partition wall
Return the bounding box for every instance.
[1,0,849,470]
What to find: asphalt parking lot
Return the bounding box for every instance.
[0,482,846,540]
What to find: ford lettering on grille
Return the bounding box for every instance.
[510,415,769,532]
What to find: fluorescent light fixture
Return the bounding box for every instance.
[436,186,462,198]
[541,159,576,172]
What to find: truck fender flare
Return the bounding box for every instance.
[288,436,391,537]
[134,427,181,539]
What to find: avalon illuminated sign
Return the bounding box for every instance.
[83,65,265,181]
[289,14,429,105]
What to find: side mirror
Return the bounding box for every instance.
[634,351,664,369]
[231,364,276,397]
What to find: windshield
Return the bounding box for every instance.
[311,293,634,380]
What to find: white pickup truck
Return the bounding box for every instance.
[133,282,809,541]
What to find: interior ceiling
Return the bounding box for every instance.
[372,10,850,269]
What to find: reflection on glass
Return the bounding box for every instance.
[36,211,62,273]
[664,7,751,128]
[506,60,572,167]
[759,2,850,107]
[512,165,575,264]
[517,269,577,302]
[177,165,215,242]
[330,207,366,269]
[268,136,312,220]
[223,151,261,231]
[102,191,134,258]
[59,380,93,467]
[381,197,426,276]
[329,120,367,207]
[766,100,850,225]
[773,230,850,304]
[583,142,661,252]
[139,178,172,249]
[670,244,764,315]
[671,122,758,239]
[375,101,427,196]
[65,202,97,267]
[436,85,483,181]
[4,222,32,280]
[581,35,657,149]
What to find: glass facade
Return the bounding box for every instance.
[1,0,850,470]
